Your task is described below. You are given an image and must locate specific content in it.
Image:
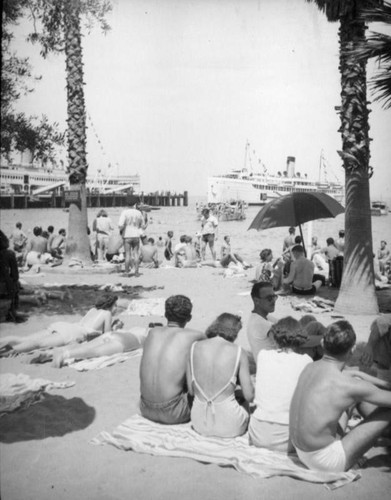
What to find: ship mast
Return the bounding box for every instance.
[243,141,250,172]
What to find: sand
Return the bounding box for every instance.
[1,265,390,500]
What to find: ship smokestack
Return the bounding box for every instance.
[287,156,296,178]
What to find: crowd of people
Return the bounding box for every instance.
[1,203,391,478]
[137,290,391,473]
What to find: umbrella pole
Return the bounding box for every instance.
[298,224,306,257]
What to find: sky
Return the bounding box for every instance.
[9,0,391,198]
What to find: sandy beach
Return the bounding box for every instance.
[1,259,390,500]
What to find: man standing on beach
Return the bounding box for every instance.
[247,282,278,363]
[118,199,145,277]
[139,295,205,424]
[200,208,218,261]
[290,320,391,472]
[282,227,296,252]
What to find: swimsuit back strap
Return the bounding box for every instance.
[190,341,198,384]
[196,345,242,405]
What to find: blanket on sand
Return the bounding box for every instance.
[126,298,165,316]
[64,349,142,371]
[91,414,360,489]
[0,373,74,416]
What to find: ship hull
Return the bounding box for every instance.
[207,176,344,205]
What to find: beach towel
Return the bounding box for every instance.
[126,298,165,316]
[0,373,75,416]
[290,297,334,314]
[64,349,142,371]
[91,415,360,489]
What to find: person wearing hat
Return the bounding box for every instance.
[248,316,321,453]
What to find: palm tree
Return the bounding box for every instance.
[306,0,382,314]
[353,1,391,109]
[27,0,111,262]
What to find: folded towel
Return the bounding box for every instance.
[126,298,165,316]
[65,349,142,371]
[0,373,75,416]
[91,415,360,489]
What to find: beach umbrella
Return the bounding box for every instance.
[248,192,345,255]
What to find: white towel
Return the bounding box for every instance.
[91,414,360,489]
[126,298,165,316]
[65,349,142,371]
[0,373,75,415]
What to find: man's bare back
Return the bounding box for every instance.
[140,326,204,402]
[290,361,363,451]
[290,320,391,472]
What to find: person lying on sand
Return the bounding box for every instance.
[186,313,253,438]
[290,320,391,472]
[139,295,205,424]
[42,324,149,368]
[0,294,118,355]
[249,317,318,452]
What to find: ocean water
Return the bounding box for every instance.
[1,197,390,264]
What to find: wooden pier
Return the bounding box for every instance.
[0,190,188,210]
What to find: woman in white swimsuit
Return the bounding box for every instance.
[186,313,254,438]
[0,294,118,355]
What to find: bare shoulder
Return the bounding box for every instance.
[184,328,205,341]
[341,371,380,398]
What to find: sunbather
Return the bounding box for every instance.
[187,313,254,438]
[51,325,149,367]
[249,317,318,452]
[0,294,118,355]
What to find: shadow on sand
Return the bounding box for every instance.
[0,394,96,443]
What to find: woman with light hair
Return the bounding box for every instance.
[186,313,254,437]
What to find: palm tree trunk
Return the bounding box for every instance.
[334,13,378,314]
[63,0,91,263]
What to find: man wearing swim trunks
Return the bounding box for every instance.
[139,295,205,424]
[290,320,391,472]
[200,208,218,261]
[283,245,322,295]
[118,199,145,276]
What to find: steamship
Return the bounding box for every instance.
[207,146,344,206]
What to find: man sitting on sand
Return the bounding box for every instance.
[139,295,205,424]
[220,235,250,269]
[290,320,391,472]
[139,237,159,268]
[283,245,322,295]
[247,282,278,362]
[361,314,391,383]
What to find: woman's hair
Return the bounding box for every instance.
[95,294,118,310]
[97,209,108,217]
[205,313,242,342]
[323,320,356,356]
[260,248,272,262]
[326,237,335,246]
[305,321,326,338]
[270,316,308,349]
[299,314,317,327]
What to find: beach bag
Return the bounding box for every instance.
[329,256,344,288]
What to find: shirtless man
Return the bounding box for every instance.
[290,320,391,472]
[139,295,205,424]
[139,237,159,268]
[200,208,218,261]
[247,282,278,363]
[118,199,145,276]
[25,226,50,267]
[283,245,322,295]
